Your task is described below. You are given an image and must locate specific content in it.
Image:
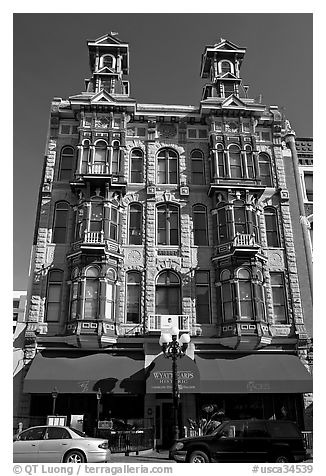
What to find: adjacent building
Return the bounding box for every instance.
[16,34,312,447]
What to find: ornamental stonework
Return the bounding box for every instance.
[126,249,143,265]
[266,249,284,270]
[158,124,177,139]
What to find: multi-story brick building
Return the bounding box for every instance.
[17,33,312,447]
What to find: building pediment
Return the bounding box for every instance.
[87,33,127,47]
[222,95,247,108]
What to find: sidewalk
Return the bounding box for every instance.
[110,449,173,463]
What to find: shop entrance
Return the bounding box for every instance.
[155,397,183,449]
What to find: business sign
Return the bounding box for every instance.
[146,354,200,393]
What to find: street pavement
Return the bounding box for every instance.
[110,450,174,463]
[110,449,313,464]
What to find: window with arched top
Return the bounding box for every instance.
[219,60,233,75]
[157,148,178,184]
[258,153,273,187]
[101,54,115,69]
[53,202,69,243]
[229,145,242,178]
[84,266,100,319]
[237,268,254,319]
[157,204,179,245]
[126,271,141,323]
[155,270,181,315]
[193,204,208,245]
[59,146,74,181]
[130,149,143,183]
[264,207,280,247]
[191,150,205,184]
[129,203,142,245]
[46,270,63,322]
[94,140,107,165]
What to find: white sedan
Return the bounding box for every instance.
[13,425,111,463]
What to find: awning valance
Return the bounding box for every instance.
[195,354,312,394]
[23,351,145,394]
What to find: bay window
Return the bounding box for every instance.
[155,270,181,315]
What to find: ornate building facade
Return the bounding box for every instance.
[17,34,312,447]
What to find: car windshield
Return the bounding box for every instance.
[69,427,88,438]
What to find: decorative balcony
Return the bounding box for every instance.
[68,232,120,256]
[213,233,261,260]
[146,314,190,333]
[87,164,110,175]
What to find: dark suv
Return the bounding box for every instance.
[170,420,307,463]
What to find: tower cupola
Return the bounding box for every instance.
[85,33,130,96]
[200,38,246,100]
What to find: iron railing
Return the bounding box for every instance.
[97,428,155,454]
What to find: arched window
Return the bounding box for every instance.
[219,60,233,75]
[126,271,141,323]
[264,207,280,247]
[59,146,74,181]
[220,270,233,321]
[195,270,210,323]
[229,145,242,178]
[233,200,247,235]
[53,202,69,243]
[191,150,205,184]
[129,203,142,245]
[81,140,90,174]
[157,148,178,184]
[193,204,208,245]
[111,140,120,174]
[94,140,107,173]
[130,149,143,183]
[258,153,273,187]
[237,268,254,319]
[245,145,255,179]
[100,54,115,69]
[84,267,100,320]
[155,270,181,315]
[46,270,63,322]
[157,204,179,245]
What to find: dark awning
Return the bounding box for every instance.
[23,351,145,394]
[196,354,312,394]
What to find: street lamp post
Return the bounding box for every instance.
[51,387,58,415]
[96,389,102,436]
[159,327,191,442]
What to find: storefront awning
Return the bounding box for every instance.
[23,351,145,394]
[196,354,312,394]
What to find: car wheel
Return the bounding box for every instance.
[274,454,292,463]
[63,450,86,463]
[189,450,210,463]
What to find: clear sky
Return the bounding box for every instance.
[13,12,313,290]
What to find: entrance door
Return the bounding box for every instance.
[155,399,182,449]
[161,402,174,449]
